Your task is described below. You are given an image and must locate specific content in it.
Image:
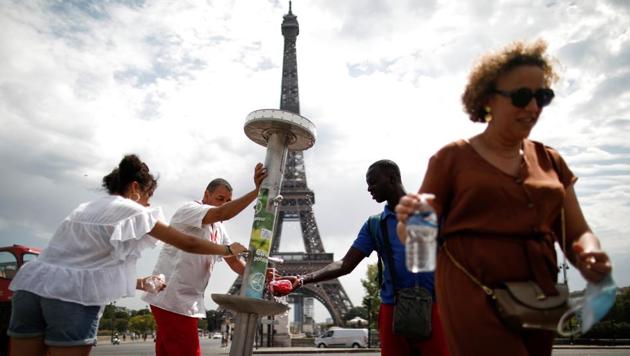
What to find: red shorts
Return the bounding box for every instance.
[151,305,201,356]
[378,303,449,356]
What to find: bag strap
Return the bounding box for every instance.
[442,242,495,297]
[547,148,568,286]
[379,218,399,292]
[444,208,567,295]
[366,214,384,288]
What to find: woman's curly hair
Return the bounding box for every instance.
[102,154,158,195]
[462,40,559,123]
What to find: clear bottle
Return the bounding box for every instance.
[405,193,437,272]
[144,274,166,294]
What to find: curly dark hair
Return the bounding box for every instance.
[462,40,559,123]
[102,154,158,195]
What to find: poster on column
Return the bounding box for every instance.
[245,187,274,299]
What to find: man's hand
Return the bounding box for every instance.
[226,242,248,256]
[253,163,267,190]
[266,267,279,282]
[268,279,295,296]
[274,275,303,289]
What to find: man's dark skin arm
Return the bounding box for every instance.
[297,247,365,286]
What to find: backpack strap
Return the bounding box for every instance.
[379,218,399,292]
[366,214,384,288]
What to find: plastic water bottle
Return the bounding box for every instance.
[405,193,437,272]
[144,274,165,294]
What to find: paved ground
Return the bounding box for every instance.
[90,338,630,356]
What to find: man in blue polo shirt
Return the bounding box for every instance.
[289,160,447,355]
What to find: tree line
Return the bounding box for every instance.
[99,305,209,336]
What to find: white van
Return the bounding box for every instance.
[314,328,368,348]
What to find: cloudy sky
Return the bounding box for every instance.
[1,0,629,322]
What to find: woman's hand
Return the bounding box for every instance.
[138,274,166,293]
[572,242,612,283]
[395,193,434,243]
[396,194,420,243]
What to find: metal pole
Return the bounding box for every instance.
[240,130,289,299]
[212,109,315,356]
[367,298,371,348]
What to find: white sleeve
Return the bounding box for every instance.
[170,202,211,228]
[109,206,164,261]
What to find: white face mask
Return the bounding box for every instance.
[557,274,617,336]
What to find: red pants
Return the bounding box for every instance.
[151,305,201,356]
[378,303,449,356]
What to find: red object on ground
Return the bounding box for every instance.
[268,279,293,296]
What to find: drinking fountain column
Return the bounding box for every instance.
[212,109,316,355]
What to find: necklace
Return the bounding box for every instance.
[478,135,523,159]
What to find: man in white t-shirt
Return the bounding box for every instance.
[143,164,266,356]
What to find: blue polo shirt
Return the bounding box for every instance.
[351,205,435,305]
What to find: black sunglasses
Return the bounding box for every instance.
[492,87,555,108]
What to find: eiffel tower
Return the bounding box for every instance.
[227,3,353,328]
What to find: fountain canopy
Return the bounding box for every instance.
[244,109,316,151]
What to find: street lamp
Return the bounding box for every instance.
[559,261,574,344]
[366,297,372,348]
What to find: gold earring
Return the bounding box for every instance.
[484,106,493,123]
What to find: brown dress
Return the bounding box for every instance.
[420,139,576,356]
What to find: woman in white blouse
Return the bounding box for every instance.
[7,154,252,356]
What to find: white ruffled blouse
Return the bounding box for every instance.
[10,195,163,306]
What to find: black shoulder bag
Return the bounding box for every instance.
[367,215,433,340]
[442,210,569,331]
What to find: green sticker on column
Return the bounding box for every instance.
[245,188,275,298]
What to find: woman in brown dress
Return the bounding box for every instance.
[395,40,612,356]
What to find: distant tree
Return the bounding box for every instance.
[114,319,128,333]
[198,319,208,331]
[99,304,130,332]
[608,288,630,323]
[128,314,156,334]
[131,308,152,317]
[583,287,630,339]
[114,310,129,319]
[361,263,381,331]
[344,306,367,321]
[206,310,223,332]
[102,304,115,319]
